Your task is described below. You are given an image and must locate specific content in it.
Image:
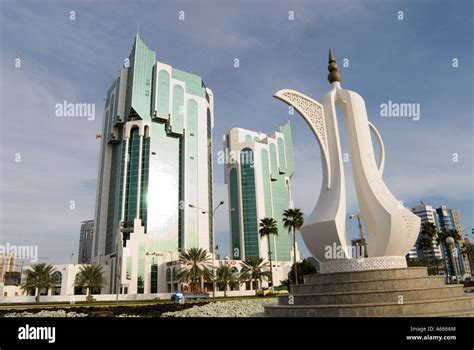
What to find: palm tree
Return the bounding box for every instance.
[176,247,213,293]
[437,229,462,246]
[215,264,239,297]
[419,222,439,274]
[239,256,271,295]
[418,234,435,275]
[259,217,278,287]
[75,265,105,302]
[461,241,474,260]
[283,208,304,284]
[21,263,55,303]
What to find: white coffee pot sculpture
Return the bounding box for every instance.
[274,50,420,271]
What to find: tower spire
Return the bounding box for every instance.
[327,49,342,84]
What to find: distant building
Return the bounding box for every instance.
[1,259,286,300]
[435,206,470,277]
[1,264,96,298]
[78,220,94,264]
[409,204,471,278]
[452,210,471,276]
[0,253,18,295]
[0,252,16,282]
[409,204,443,261]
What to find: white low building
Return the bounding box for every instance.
[0,257,291,304]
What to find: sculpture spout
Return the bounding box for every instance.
[273,89,350,262]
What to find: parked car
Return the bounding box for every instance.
[170,291,184,302]
[170,291,209,302]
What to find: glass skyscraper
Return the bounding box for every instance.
[435,206,468,277]
[223,122,295,262]
[92,35,214,294]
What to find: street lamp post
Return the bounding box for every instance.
[189,200,225,299]
[349,214,368,258]
[445,236,460,283]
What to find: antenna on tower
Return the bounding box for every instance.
[137,21,140,36]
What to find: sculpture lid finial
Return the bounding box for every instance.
[327,49,342,84]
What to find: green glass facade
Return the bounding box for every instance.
[125,128,140,223]
[127,35,156,121]
[277,138,286,173]
[147,123,180,251]
[280,121,295,175]
[269,143,278,176]
[157,70,170,118]
[172,69,206,98]
[240,148,259,258]
[207,108,213,251]
[261,149,273,217]
[229,168,241,259]
[270,174,291,261]
[105,141,121,254]
[150,264,158,293]
[186,99,199,248]
[171,85,184,134]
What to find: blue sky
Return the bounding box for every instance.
[1,0,472,263]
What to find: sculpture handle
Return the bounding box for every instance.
[368,121,385,175]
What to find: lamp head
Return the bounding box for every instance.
[446,236,455,245]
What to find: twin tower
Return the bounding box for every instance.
[92,35,295,294]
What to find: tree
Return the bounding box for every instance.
[417,233,436,275]
[461,241,474,261]
[75,265,105,302]
[283,208,304,284]
[258,217,278,287]
[406,257,430,268]
[437,229,462,246]
[176,247,213,293]
[418,222,439,274]
[283,259,318,289]
[21,263,55,303]
[215,264,239,297]
[239,257,271,295]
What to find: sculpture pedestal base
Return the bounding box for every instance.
[264,267,474,317]
[319,256,407,274]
